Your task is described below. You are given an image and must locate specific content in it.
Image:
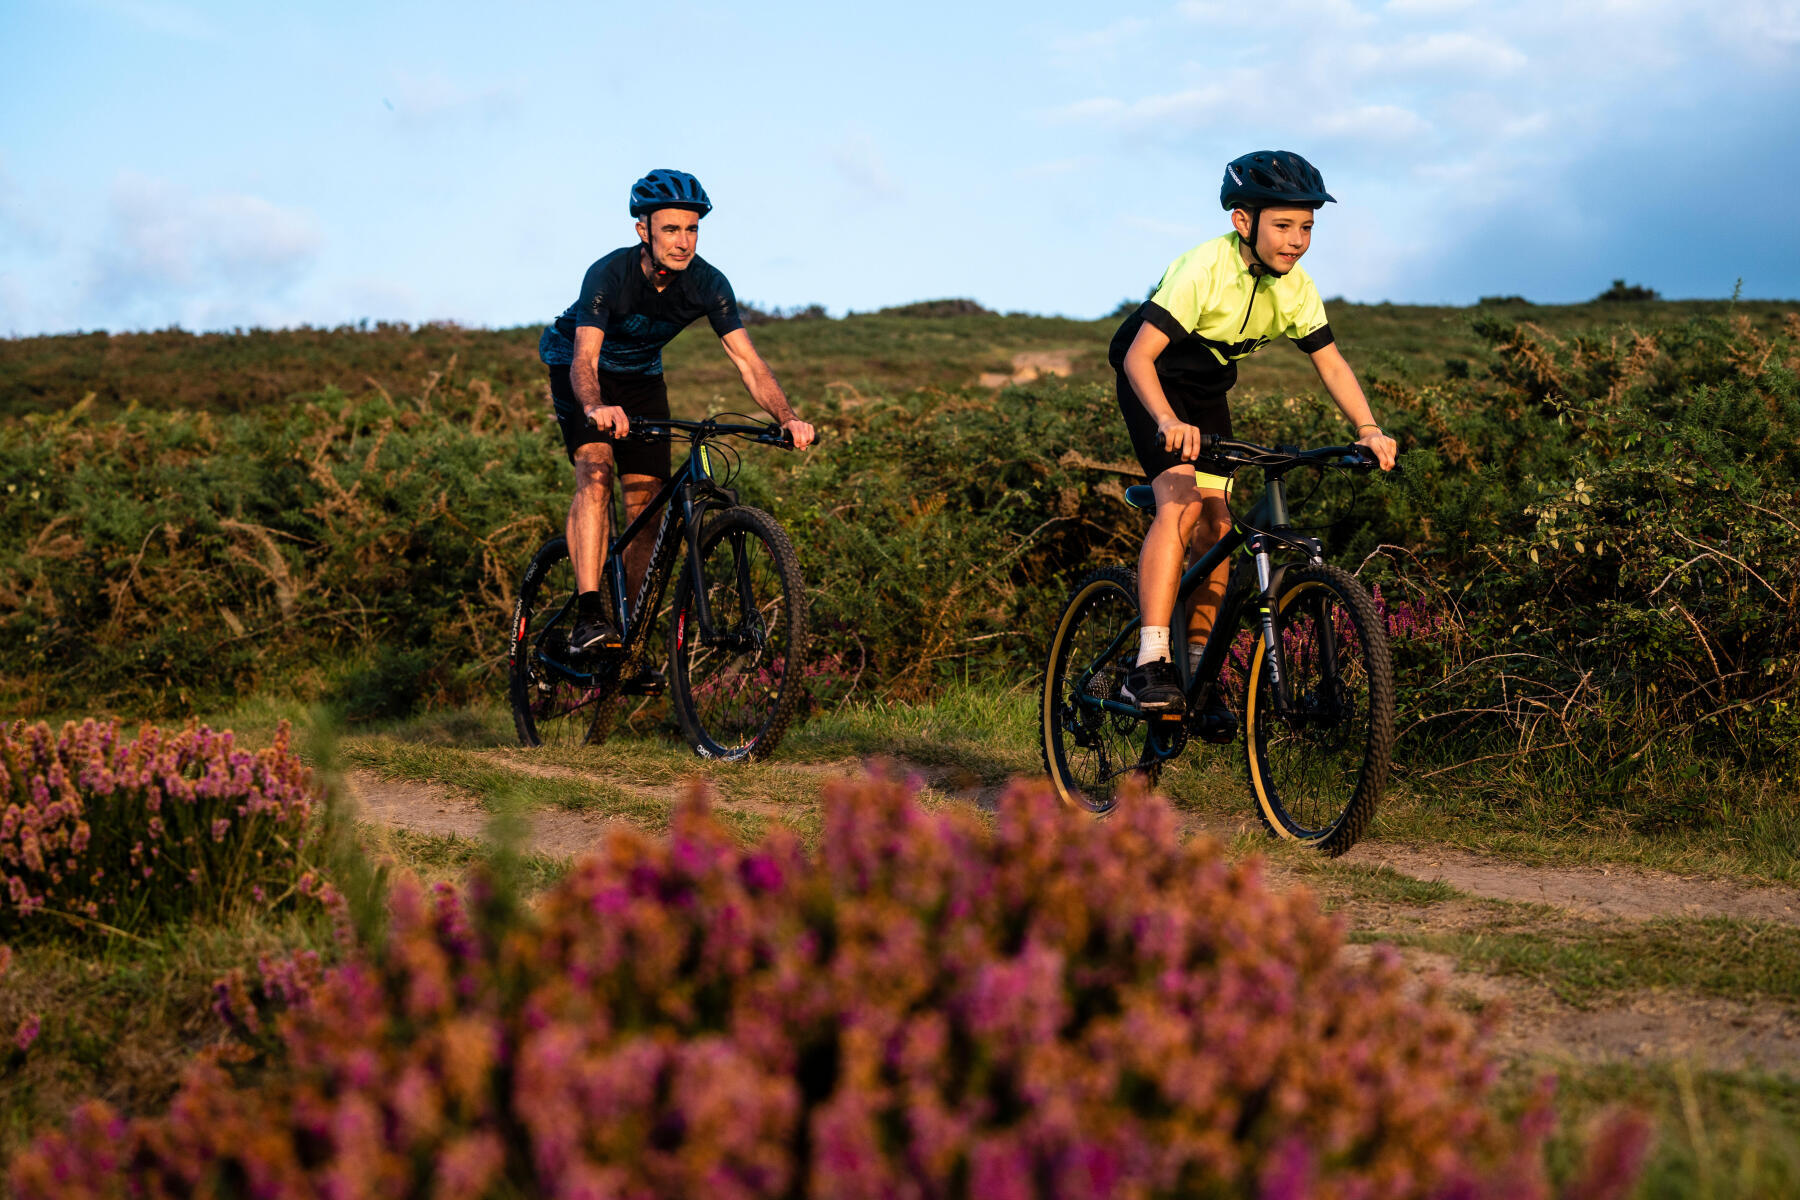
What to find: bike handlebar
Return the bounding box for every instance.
[598,416,796,449]
[1200,435,1377,472]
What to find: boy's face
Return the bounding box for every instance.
[636,208,701,272]
[1232,205,1315,274]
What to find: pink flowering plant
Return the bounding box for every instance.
[0,719,320,937]
[12,770,1642,1198]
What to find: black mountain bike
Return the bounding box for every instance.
[508,416,808,761]
[1040,435,1394,855]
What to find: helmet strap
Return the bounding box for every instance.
[1243,209,1274,278]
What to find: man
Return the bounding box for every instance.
[538,168,815,659]
[1108,150,1398,717]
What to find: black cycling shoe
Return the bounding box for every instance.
[1195,692,1239,744]
[568,614,623,655]
[1120,659,1185,714]
[620,666,665,696]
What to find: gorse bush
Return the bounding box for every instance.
[10,770,1645,1198]
[1,380,565,716]
[1,719,320,936]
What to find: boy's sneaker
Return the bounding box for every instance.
[568,614,623,655]
[1121,659,1185,714]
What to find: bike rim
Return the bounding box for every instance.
[674,523,794,758]
[1246,580,1375,840]
[1044,577,1152,813]
[514,550,609,748]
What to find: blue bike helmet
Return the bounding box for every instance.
[1220,151,1335,211]
[629,169,712,218]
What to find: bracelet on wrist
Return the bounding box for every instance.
[1356,423,1383,435]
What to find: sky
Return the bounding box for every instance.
[2,0,1797,336]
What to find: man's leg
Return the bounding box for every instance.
[616,473,662,617]
[567,442,622,651]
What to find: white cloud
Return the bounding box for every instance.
[1355,30,1529,75]
[386,72,523,125]
[1048,17,1151,60]
[828,131,903,202]
[1179,0,1374,27]
[1311,104,1432,142]
[73,0,222,41]
[87,173,322,322]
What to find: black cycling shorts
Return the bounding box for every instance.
[548,364,672,480]
[1116,371,1234,483]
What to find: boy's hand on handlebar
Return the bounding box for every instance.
[1356,429,1398,470]
[586,405,630,438]
[1158,417,1204,462]
[781,418,815,450]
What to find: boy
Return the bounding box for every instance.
[1108,150,1397,717]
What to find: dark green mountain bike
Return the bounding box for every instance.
[1040,436,1394,855]
[508,417,807,761]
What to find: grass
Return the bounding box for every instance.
[1357,916,1800,1009]
[1506,1061,1800,1199]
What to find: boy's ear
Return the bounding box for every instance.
[1230,208,1254,240]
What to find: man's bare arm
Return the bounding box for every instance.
[721,328,814,448]
[571,326,629,436]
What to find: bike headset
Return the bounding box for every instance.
[629,169,713,284]
[1219,151,1335,278]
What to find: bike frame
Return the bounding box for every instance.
[535,420,779,684]
[1071,453,1344,732]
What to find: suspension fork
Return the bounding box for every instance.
[1248,534,1293,711]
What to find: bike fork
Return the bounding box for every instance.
[1249,538,1289,708]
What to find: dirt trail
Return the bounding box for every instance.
[344,766,1800,1074]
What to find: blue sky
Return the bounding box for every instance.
[2,0,1797,336]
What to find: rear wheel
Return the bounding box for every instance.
[1243,564,1394,855]
[1040,566,1164,815]
[508,537,620,748]
[668,507,808,761]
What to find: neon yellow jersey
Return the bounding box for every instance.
[1108,232,1334,398]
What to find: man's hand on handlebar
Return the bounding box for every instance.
[780,418,816,450]
[586,405,630,438]
[1356,429,1399,471]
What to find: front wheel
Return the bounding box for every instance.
[1243,564,1394,855]
[1040,566,1164,815]
[668,506,808,761]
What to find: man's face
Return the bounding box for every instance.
[637,208,701,272]
[1234,205,1315,274]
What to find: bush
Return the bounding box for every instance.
[0,719,321,936]
[1595,280,1660,302]
[875,298,992,318]
[11,770,1644,1198]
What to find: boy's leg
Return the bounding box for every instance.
[1126,466,1203,712]
[1182,489,1234,668]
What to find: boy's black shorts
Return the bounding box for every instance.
[547,364,672,480]
[1115,371,1234,483]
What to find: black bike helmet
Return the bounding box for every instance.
[1219,151,1335,211]
[629,169,712,218]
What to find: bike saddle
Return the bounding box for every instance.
[1125,485,1155,512]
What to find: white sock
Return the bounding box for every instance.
[1137,626,1171,666]
[1187,642,1205,675]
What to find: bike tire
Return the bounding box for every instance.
[508,536,620,748]
[1040,566,1163,815]
[667,506,808,761]
[1242,564,1394,855]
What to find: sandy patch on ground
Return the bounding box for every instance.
[979,350,1076,388]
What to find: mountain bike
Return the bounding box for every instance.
[508,416,808,761]
[1040,435,1394,855]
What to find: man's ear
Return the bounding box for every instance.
[636,217,649,244]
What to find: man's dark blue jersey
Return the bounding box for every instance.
[538,245,744,375]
